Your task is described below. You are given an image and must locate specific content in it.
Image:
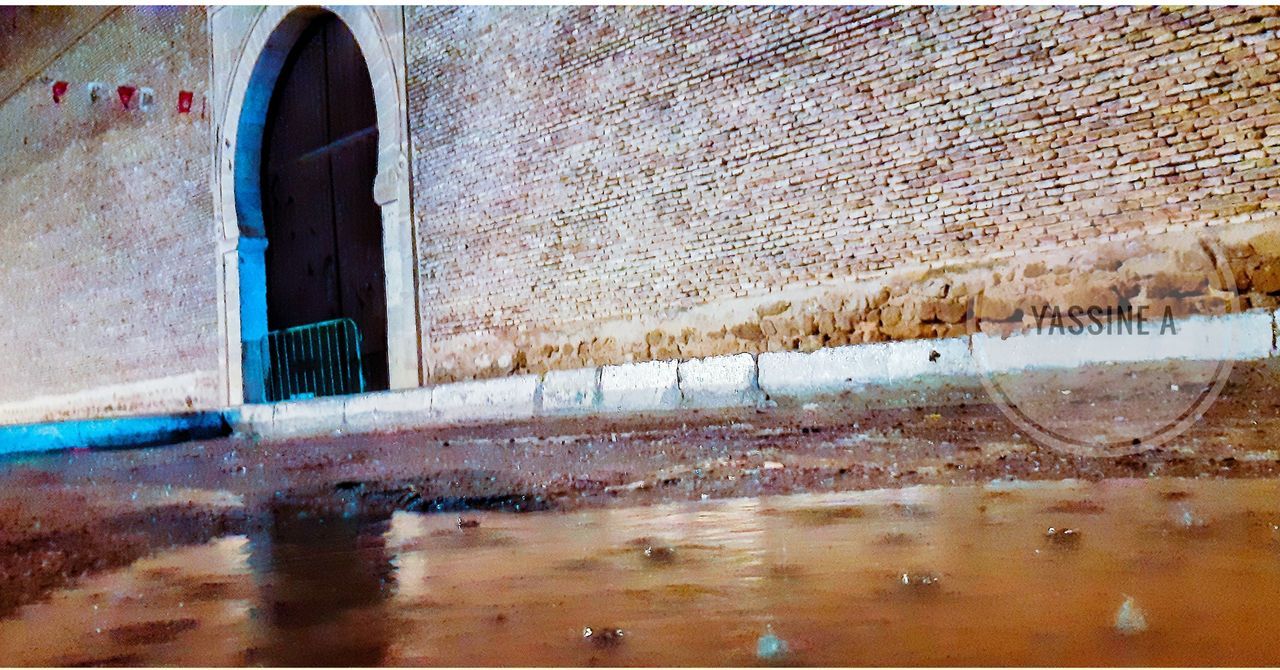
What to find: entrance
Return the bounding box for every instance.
[259,12,389,393]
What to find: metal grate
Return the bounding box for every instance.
[260,318,364,402]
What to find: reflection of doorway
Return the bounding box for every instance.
[249,503,394,666]
[260,12,389,392]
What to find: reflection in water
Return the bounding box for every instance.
[248,504,396,666]
[0,536,257,666]
[2,479,1280,666]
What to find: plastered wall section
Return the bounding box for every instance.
[0,7,220,425]
[405,6,1280,383]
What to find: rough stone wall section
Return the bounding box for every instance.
[405,6,1280,383]
[229,305,1280,441]
[0,7,219,425]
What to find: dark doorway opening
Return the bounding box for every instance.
[260,12,389,393]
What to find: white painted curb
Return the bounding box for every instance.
[227,404,273,436]
[228,308,1280,440]
[972,310,1274,372]
[431,375,539,423]
[541,367,600,414]
[271,397,346,437]
[758,337,974,400]
[344,387,432,434]
[678,353,763,408]
[600,360,681,412]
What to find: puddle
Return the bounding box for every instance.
[3,478,1280,665]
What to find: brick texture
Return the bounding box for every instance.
[5,6,1280,424]
[405,6,1280,382]
[0,7,218,424]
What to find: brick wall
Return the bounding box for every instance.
[5,5,1280,424]
[0,7,219,424]
[405,6,1280,382]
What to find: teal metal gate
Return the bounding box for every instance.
[259,318,364,402]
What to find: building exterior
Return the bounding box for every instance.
[2,5,1280,427]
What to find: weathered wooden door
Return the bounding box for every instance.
[261,13,389,392]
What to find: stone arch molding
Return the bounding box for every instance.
[211,5,420,404]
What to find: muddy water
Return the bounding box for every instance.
[3,478,1280,666]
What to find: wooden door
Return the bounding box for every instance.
[260,13,388,392]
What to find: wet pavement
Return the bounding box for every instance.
[1,359,1280,665]
[2,480,1280,665]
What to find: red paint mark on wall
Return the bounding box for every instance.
[51,81,68,104]
[117,85,136,109]
[177,90,193,114]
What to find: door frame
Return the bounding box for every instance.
[210,6,420,405]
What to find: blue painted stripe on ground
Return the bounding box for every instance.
[0,412,230,457]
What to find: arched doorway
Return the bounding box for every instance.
[216,6,419,406]
[259,12,389,395]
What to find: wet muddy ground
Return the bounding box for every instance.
[3,481,1280,666]
[1,360,1280,665]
